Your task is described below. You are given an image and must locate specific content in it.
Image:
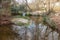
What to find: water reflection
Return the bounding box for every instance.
[12,20,59,40]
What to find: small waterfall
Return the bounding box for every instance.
[23,12,26,16]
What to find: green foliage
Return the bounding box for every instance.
[11,4,27,15]
[42,15,56,30]
[26,13,32,16]
[11,5,19,15]
[19,4,27,12]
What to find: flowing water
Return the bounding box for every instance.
[0,20,60,40]
[11,20,59,40]
[22,12,26,16]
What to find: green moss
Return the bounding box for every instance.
[16,22,30,27]
[13,15,30,20]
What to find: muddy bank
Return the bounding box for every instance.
[0,25,21,40]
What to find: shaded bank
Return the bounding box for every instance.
[0,25,21,40]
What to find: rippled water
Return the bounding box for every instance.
[12,20,59,40]
[0,19,59,40]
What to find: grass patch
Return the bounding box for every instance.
[13,15,30,20]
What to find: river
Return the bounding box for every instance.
[11,20,59,40]
[0,19,60,40]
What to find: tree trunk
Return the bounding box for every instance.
[0,0,11,25]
